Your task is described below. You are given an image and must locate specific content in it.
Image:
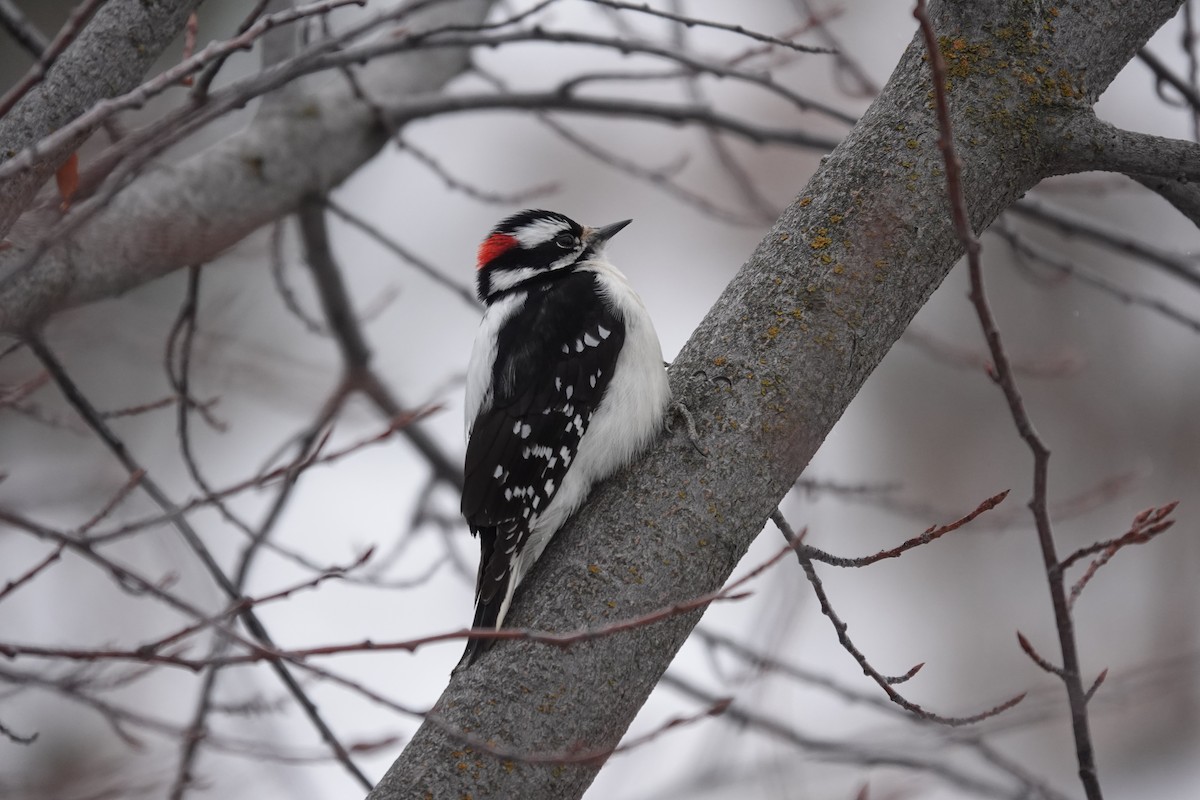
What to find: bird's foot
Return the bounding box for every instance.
[666,400,707,456]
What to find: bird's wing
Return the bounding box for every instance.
[461,273,626,530]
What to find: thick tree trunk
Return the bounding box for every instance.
[367,2,1188,798]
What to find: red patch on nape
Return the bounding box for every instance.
[477,232,518,270]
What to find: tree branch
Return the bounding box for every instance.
[366,2,1187,798]
[0,0,496,334]
[0,0,201,235]
[1051,112,1200,181]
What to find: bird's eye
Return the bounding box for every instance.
[554,233,576,249]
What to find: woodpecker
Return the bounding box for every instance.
[460,209,671,667]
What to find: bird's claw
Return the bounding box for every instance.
[666,400,707,456]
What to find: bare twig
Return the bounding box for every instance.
[1008,198,1200,291]
[399,137,558,206]
[585,0,834,55]
[1137,47,1200,117]
[0,0,49,58]
[777,508,1024,726]
[0,543,64,604]
[801,490,1009,568]
[325,199,480,310]
[662,673,1023,800]
[914,3,1101,796]
[1060,502,1177,609]
[993,222,1200,336]
[24,335,372,791]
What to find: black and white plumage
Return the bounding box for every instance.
[460,209,671,667]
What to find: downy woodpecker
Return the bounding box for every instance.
[460,209,671,666]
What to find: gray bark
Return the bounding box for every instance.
[367,1,1190,798]
[0,0,202,236]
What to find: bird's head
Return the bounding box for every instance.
[475,209,631,304]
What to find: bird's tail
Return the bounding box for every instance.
[457,581,505,669]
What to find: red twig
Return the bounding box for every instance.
[0,371,50,405]
[179,11,199,86]
[914,2,1102,796]
[75,469,145,535]
[0,543,64,604]
[1058,502,1178,609]
[1016,631,1063,677]
[84,408,436,545]
[803,489,1009,567]
[777,509,1024,725]
[0,541,795,670]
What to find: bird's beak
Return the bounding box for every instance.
[589,218,633,244]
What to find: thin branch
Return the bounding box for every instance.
[0,714,37,745]
[1008,197,1200,291]
[270,219,329,335]
[0,543,64,604]
[777,508,1024,726]
[190,0,273,103]
[1137,47,1200,116]
[903,324,1083,377]
[662,674,1022,800]
[696,628,1073,800]
[1061,502,1177,609]
[669,0,779,225]
[399,137,558,206]
[915,3,1102,796]
[0,0,50,58]
[584,0,835,55]
[1053,112,1200,184]
[23,335,372,791]
[992,222,1200,336]
[325,199,479,310]
[801,490,1009,568]
[472,64,769,226]
[1016,632,1064,677]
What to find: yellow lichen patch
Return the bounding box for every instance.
[766,326,780,339]
[829,213,844,223]
[937,35,993,80]
[712,356,727,366]
[588,564,601,575]
[810,234,832,249]
[798,196,812,207]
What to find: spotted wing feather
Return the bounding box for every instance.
[461,272,625,659]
